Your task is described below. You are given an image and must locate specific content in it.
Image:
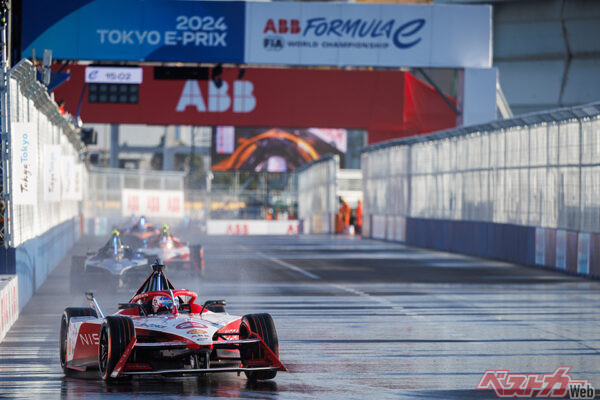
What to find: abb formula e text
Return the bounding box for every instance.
[61,262,284,381]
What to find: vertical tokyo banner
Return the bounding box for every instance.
[22,0,246,62]
[43,145,61,202]
[11,122,38,206]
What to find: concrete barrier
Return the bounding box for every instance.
[367,215,600,278]
[0,275,18,342]
[0,217,80,311]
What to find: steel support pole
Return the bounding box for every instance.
[0,2,10,248]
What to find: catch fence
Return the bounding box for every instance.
[362,102,600,276]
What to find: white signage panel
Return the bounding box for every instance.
[207,220,299,235]
[85,67,143,84]
[122,189,184,219]
[43,145,61,202]
[61,155,75,200]
[73,163,83,201]
[11,122,38,205]
[245,3,491,68]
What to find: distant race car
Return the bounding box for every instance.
[120,216,160,249]
[60,261,285,381]
[137,224,204,275]
[70,230,148,292]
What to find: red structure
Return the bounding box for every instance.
[55,66,456,144]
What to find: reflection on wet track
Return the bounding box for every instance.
[1,233,599,399]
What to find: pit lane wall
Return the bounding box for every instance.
[362,102,600,278]
[0,59,85,320]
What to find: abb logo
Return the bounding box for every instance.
[176,80,256,113]
[226,224,249,235]
[263,19,301,34]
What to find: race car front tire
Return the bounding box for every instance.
[60,307,98,375]
[98,316,135,380]
[240,313,279,381]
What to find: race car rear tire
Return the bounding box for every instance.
[69,256,87,294]
[240,313,279,381]
[190,244,204,275]
[60,307,98,375]
[98,316,135,381]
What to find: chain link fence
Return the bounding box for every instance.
[363,102,600,232]
[85,168,186,232]
[362,102,600,275]
[297,155,339,234]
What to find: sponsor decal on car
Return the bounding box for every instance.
[476,367,595,399]
[79,333,100,346]
[187,329,206,335]
[176,321,208,330]
[138,322,167,330]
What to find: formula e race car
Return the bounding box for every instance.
[60,261,285,381]
[120,216,160,249]
[137,225,204,275]
[70,231,149,293]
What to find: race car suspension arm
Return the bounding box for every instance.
[111,337,138,379]
[85,292,105,318]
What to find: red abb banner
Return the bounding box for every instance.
[55,66,456,144]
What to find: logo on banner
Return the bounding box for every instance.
[263,36,284,51]
[122,189,184,218]
[11,122,38,205]
[262,17,425,50]
[43,145,61,202]
[176,80,256,113]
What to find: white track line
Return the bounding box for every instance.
[264,255,321,280]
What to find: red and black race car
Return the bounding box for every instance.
[137,225,204,274]
[60,261,285,381]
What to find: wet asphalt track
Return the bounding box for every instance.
[1,232,600,399]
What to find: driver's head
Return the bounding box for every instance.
[152,295,175,314]
[110,230,123,255]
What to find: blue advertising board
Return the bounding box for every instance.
[22,0,245,63]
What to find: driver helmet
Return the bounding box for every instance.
[111,230,123,256]
[160,225,171,243]
[152,295,175,314]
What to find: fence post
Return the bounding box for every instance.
[0,9,10,248]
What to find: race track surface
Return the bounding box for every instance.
[1,232,599,399]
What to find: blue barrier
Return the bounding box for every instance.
[0,218,79,311]
[403,217,537,271]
